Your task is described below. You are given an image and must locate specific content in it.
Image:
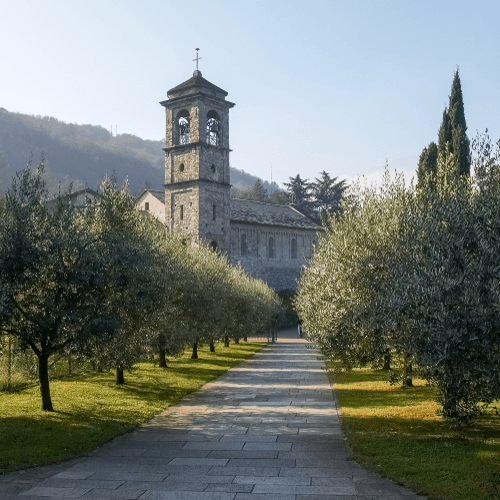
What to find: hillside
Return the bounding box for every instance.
[0,108,277,195]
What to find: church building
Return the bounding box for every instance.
[142,69,321,290]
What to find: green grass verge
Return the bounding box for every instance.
[328,365,500,500]
[0,342,263,471]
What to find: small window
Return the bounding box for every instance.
[213,205,216,221]
[241,234,247,256]
[180,205,184,220]
[268,237,275,259]
[144,202,149,211]
[211,164,216,173]
[291,238,297,259]
[210,241,218,252]
[179,163,185,172]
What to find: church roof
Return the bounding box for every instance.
[138,189,165,203]
[168,70,228,97]
[148,189,166,203]
[230,199,320,230]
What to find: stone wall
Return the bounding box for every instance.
[166,185,199,240]
[229,223,318,290]
[199,183,231,252]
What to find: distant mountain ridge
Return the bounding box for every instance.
[0,108,277,195]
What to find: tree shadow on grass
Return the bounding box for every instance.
[334,386,435,409]
[342,415,500,500]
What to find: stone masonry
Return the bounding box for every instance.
[157,71,322,290]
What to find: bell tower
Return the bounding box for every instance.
[160,69,235,253]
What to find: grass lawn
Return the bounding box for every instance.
[329,365,500,500]
[0,341,263,471]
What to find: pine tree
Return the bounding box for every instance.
[311,170,346,221]
[284,174,313,217]
[251,179,268,201]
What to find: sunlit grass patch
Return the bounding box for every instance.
[0,342,263,470]
[329,364,500,500]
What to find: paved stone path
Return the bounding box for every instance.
[1,329,425,500]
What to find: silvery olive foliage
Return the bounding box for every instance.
[0,163,115,411]
[1,163,280,407]
[295,170,412,371]
[297,134,500,424]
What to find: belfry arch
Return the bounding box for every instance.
[176,110,190,145]
[161,69,234,254]
[206,110,220,146]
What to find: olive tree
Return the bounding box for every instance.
[392,135,500,422]
[296,171,413,373]
[0,164,115,410]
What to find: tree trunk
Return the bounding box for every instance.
[234,338,239,344]
[159,348,168,368]
[209,342,215,352]
[68,352,72,375]
[224,336,230,347]
[191,343,198,359]
[38,353,54,411]
[7,336,12,392]
[382,352,391,371]
[116,366,125,384]
[402,355,413,388]
[244,336,248,342]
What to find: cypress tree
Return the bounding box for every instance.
[438,108,452,158]
[417,141,438,187]
[448,69,470,176]
[437,69,471,176]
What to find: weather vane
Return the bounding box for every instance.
[193,48,202,71]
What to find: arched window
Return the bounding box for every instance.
[209,241,218,252]
[268,237,275,259]
[291,238,297,259]
[241,234,247,256]
[179,163,185,172]
[211,164,216,173]
[177,110,190,144]
[206,110,220,146]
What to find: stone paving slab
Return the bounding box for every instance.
[2,328,425,499]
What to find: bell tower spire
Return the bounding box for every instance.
[160,63,235,252]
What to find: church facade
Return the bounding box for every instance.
[150,70,320,290]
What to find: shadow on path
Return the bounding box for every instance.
[1,328,426,499]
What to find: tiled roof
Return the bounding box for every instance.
[230,199,320,230]
[168,70,228,97]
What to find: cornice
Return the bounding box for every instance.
[164,179,232,190]
[163,141,231,154]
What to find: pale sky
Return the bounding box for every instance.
[2,0,499,188]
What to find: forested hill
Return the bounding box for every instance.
[0,108,275,195]
[0,108,164,194]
